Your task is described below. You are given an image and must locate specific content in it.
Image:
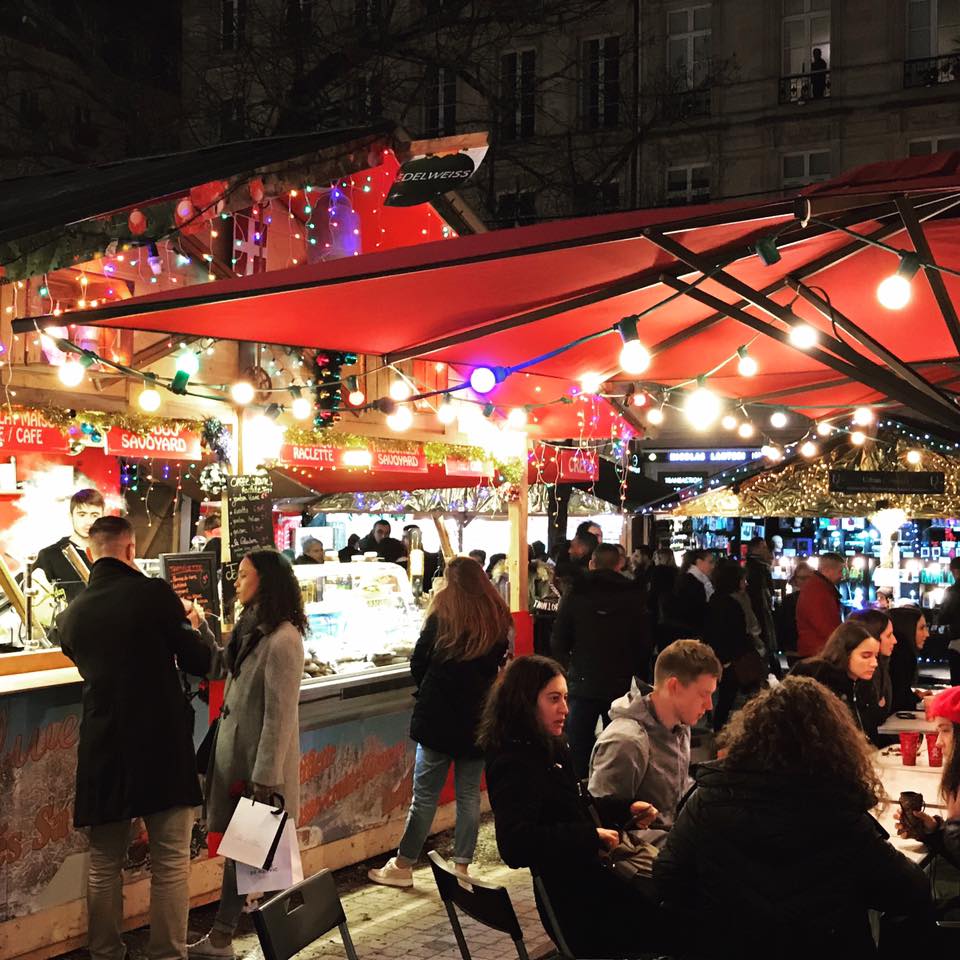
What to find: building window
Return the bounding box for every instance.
[782,0,830,83]
[424,66,457,137]
[219,99,245,141]
[581,36,621,130]
[665,164,710,205]
[574,181,620,215]
[782,150,830,188]
[905,0,960,86]
[496,190,537,227]
[908,134,960,155]
[221,0,247,52]
[667,6,712,91]
[500,49,537,141]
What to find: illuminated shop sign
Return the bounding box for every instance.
[667,449,762,463]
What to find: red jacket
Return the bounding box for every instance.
[796,571,842,657]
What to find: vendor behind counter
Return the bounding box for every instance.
[35,488,103,602]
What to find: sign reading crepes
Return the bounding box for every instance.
[105,426,202,461]
[559,449,599,481]
[0,409,68,453]
[373,449,427,473]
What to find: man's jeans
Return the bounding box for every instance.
[566,695,611,779]
[397,744,484,864]
[87,805,194,960]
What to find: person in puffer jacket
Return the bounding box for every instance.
[588,639,720,828]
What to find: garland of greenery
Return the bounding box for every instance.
[38,406,200,435]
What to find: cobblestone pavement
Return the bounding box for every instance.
[59,816,554,960]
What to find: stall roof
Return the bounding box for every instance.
[17,152,960,430]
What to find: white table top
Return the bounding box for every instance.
[875,748,945,865]
[878,710,937,734]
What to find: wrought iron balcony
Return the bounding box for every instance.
[904,53,960,88]
[661,86,711,121]
[779,70,830,104]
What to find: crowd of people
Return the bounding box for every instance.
[59,517,960,959]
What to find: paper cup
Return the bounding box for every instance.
[900,732,920,765]
[926,732,943,767]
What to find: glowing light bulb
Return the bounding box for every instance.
[138,387,161,412]
[684,387,721,431]
[58,360,85,387]
[852,406,874,426]
[761,444,782,462]
[231,381,255,405]
[788,323,819,350]
[437,402,457,424]
[506,407,528,429]
[580,372,604,395]
[347,389,365,407]
[387,406,413,431]
[877,273,912,310]
[291,396,312,420]
[619,339,651,375]
[632,392,647,407]
[851,430,867,446]
[816,421,833,437]
[469,366,498,394]
[646,407,664,426]
[906,449,922,465]
[770,411,788,429]
[737,421,755,439]
[800,441,818,458]
[721,414,738,430]
[175,352,200,376]
[389,379,412,401]
[737,353,758,377]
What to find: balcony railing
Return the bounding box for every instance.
[661,86,711,120]
[779,70,831,104]
[904,54,960,88]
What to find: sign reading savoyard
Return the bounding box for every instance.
[104,425,202,461]
[0,409,69,453]
[280,443,485,476]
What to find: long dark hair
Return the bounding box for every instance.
[819,621,874,674]
[713,559,745,596]
[477,655,564,754]
[720,675,883,810]
[848,608,890,641]
[244,547,308,635]
[889,606,923,656]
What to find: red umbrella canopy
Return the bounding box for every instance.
[22,152,960,432]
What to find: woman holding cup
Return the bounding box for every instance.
[895,686,960,867]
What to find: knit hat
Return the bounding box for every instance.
[930,687,960,725]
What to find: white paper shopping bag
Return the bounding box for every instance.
[236,820,303,895]
[217,797,288,869]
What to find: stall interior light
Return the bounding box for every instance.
[736,346,758,377]
[788,322,819,350]
[877,253,922,310]
[770,410,789,429]
[615,315,651,375]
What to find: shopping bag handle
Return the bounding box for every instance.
[242,791,286,815]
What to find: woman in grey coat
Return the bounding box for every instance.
[190,548,306,960]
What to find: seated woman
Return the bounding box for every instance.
[790,621,884,743]
[848,608,896,720]
[479,655,668,959]
[889,606,931,712]
[654,676,932,959]
[895,686,960,867]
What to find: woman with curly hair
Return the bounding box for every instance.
[654,676,931,958]
[190,548,307,959]
[368,556,512,887]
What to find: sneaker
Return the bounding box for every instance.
[187,934,236,959]
[368,856,414,888]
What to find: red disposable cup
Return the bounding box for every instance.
[900,732,920,765]
[926,732,943,767]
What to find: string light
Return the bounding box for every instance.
[736,346,758,377]
[737,421,755,439]
[646,406,665,426]
[800,441,818,458]
[761,444,783,461]
[721,414,738,430]
[852,406,874,426]
[437,402,457,424]
[906,449,922,465]
[851,430,867,446]
[877,253,921,309]
[175,351,200,376]
[389,378,412,402]
[770,410,789,429]
[138,386,161,412]
[580,372,604,395]
[816,421,833,437]
[231,381,255,405]
[387,406,413,431]
[506,407,528,429]
[291,395,312,420]
[788,323,819,350]
[469,366,499,394]
[684,383,721,431]
[58,359,85,387]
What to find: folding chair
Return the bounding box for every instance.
[427,849,532,960]
[252,869,359,960]
[532,873,576,960]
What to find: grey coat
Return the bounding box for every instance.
[205,619,304,832]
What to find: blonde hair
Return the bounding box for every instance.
[428,556,513,660]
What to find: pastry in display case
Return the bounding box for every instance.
[291,561,423,681]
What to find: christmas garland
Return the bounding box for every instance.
[38,406,200,436]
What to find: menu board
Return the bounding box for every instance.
[160,551,221,641]
[225,473,274,558]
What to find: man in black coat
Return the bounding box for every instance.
[744,537,781,678]
[357,518,405,563]
[59,515,212,960]
[665,549,715,643]
[551,542,651,776]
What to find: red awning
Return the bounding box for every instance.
[22,153,960,429]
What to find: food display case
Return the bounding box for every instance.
[292,560,421,683]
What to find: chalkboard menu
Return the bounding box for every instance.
[160,551,221,640]
[225,473,274,559]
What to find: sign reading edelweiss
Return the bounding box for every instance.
[385,147,488,207]
[104,425,202,460]
[0,409,69,453]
